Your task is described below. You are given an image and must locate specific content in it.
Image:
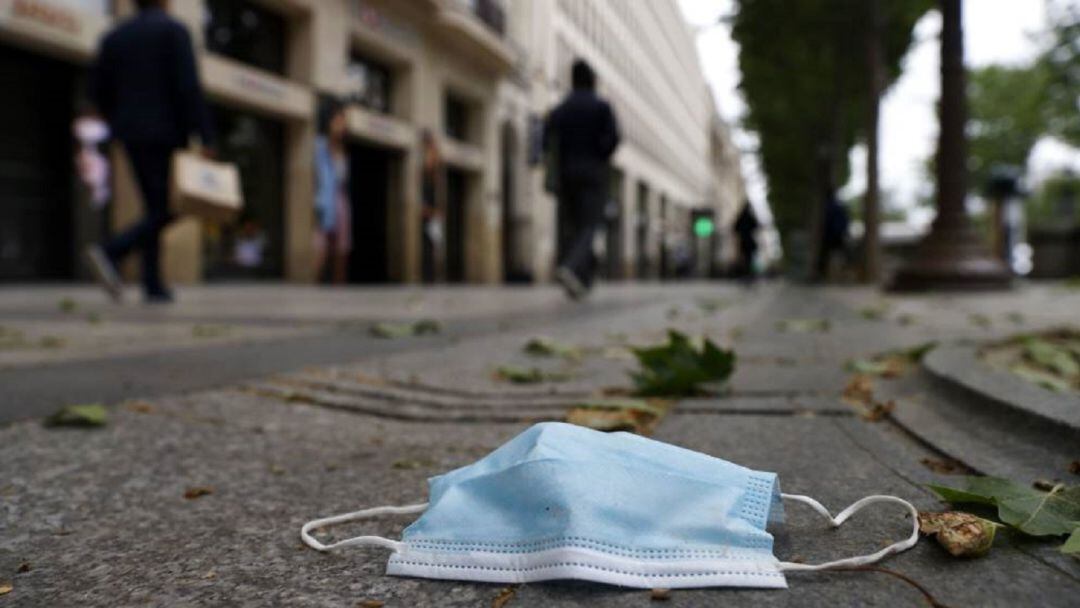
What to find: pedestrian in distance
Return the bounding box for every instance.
[818,191,851,282]
[544,59,621,300]
[420,130,446,284]
[85,0,214,304]
[733,201,759,283]
[313,96,352,285]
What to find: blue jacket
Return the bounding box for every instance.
[314,137,338,231]
[91,8,213,147]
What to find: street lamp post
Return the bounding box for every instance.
[890,0,1011,291]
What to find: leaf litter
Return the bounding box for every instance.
[918,511,998,557]
[981,329,1080,393]
[566,398,670,435]
[44,404,107,427]
[629,330,735,397]
[369,319,442,339]
[927,476,1080,555]
[776,318,830,333]
[845,342,937,378]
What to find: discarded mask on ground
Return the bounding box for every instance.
[301,422,918,589]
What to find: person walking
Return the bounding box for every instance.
[419,130,445,283]
[543,59,620,300]
[818,192,851,281]
[733,202,759,282]
[85,0,214,303]
[313,97,351,284]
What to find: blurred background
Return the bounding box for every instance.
[0,0,1077,286]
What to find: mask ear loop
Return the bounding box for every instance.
[301,503,428,552]
[776,494,919,571]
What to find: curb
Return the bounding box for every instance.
[922,344,1080,433]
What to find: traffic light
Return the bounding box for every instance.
[693,215,715,238]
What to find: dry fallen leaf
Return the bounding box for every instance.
[842,374,875,406]
[183,486,214,500]
[492,585,517,608]
[357,600,385,608]
[0,583,11,596]
[17,563,30,573]
[918,511,997,557]
[1069,461,1080,476]
[860,399,895,422]
[920,458,971,475]
[650,588,671,601]
[126,401,155,414]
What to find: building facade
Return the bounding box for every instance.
[0,0,742,285]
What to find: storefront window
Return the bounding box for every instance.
[204,105,284,280]
[204,0,286,76]
[346,51,392,114]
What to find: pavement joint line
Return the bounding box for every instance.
[672,407,853,417]
[246,384,559,424]
[272,375,593,407]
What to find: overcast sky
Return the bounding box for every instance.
[678,0,1080,225]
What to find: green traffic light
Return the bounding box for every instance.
[693,216,715,238]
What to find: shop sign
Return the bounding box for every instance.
[233,71,287,102]
[351,1,419,47]
[1,0,82,35]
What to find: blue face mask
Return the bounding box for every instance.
[301,422,918,589]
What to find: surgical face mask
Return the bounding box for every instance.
[301,422,918,589]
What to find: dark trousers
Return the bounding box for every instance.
[557,178,607,287]
[104,142,176,293]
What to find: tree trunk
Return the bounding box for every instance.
[889,0,1011,291]
[862,0,883,283]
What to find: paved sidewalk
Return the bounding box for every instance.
[1,281,1078,606]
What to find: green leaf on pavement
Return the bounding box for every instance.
[1023,337,1080,378]
[58,297,77,313]
[629,330,735,396]
[845,342,937,378]
[1009,364,1073,393]
[1062,528,1080,556]
[776,318,830,333]
[45,404,107,427]
[928,476,1080,537]
[523,336,581,360]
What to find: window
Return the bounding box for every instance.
[444,93,471,142]
[346,51,393,114]
[204,0,287,76]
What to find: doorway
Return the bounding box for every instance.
[445,168,469,283]
[205,104,285,280]
[604,169,624,280]
[501,123,527,282]
[635,181,649,279]
[347,141,397,283]
[0,44,76,281]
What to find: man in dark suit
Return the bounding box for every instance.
[543,59,621,300]
[86,0,213,303]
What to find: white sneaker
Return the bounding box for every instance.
[85,246,123,302]
[555,267,587,300]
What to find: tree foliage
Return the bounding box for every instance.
[730,0,932,246]
[1041,1,1080,147]
[968,64,1051,191]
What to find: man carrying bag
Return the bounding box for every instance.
[86,0,216,303]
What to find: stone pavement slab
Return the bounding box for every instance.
[2,281,1079,606]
